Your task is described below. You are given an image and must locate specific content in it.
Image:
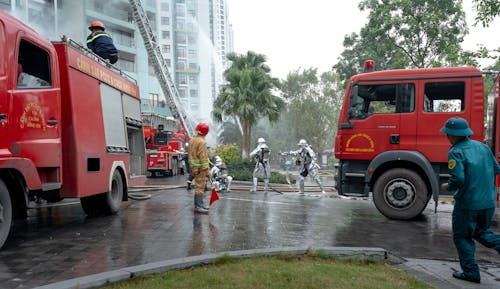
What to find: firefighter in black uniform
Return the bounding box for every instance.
[86,20,118,64]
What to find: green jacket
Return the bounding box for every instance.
[446,137,500,210]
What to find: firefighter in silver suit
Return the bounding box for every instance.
[249,138,271,193]
[292,139,326,195]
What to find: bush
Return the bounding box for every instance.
[213,144,241,164]
[270,172,296,184]
[227,160,295,184]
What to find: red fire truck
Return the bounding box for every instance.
[334,60,499,220]
[143,123,187,177]
[0,11,146,249]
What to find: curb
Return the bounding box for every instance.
[33,247,403,289]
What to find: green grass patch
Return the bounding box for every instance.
[102,256,434,289]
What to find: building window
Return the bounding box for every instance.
[117,58,135,73]
[177,61,186,70]
[189,74,198,84]
[176,32,186,44]
[162,30,170,40]
[190,89,198,98]
[148,93,160,106]
[161,17,170,25]
[176,20,184,30]
[161,2,169,11]
[176,47,186,58]
[162,45,171,54]
[177,73,187,85]
[107,28,134,47]
[189,63,197,70]
[188,49,197,58]
[178,88,186,98]
[176,5,185,17]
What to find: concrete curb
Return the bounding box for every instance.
[33,247,404,289]
[395,261,460,289]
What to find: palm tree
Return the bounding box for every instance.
[213,51,284,159]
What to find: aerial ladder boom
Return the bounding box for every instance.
[128,0,196,137]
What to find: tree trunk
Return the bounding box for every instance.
[241,120,251,159]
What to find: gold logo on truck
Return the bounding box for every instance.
[20,102,46,131]
[345,133,375,152]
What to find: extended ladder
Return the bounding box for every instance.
[128,0,195,137]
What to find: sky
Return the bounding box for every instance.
[227,0,500,79]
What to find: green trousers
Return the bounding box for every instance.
[452,207,500,279]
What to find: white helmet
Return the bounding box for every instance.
[215,156,223,166]
[257,137,266,144]
[297,139,308,147]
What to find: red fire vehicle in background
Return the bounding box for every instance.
[335,60,500,220]
[0,11,146,249]
[143,121,188,177]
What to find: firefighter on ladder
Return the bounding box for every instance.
[291,139,326,195]
[188,122,210,214]
[250,138,271,193]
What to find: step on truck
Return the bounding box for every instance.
[0,11,146,249]
[334,60,500,220]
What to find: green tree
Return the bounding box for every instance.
[473,0,500,27]
[217,121,242,146]
[279,68,343,154]
[213,51,284,159]
[336,0,468,83]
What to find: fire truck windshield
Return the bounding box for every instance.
[154,131,171,145]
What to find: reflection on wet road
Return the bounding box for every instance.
[0,176,498,288]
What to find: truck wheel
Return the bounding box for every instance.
[104,170,124,214]
[373,168,429,220]
[0,180,13,249]
[81,170,124,216]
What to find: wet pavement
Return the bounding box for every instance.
[0,174,499,289]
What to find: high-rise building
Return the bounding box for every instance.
[1,0,233,137]
[157,0,233,127]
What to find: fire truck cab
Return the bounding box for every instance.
[0,11,146,249]
[334,60,498,220]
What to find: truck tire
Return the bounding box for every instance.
[81,170,124,216]
[104,170,124,214]
[373,168,430,220]
[0,179,13,249]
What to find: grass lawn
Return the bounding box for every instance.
[102,255,434,289]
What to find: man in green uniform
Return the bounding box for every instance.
[441,117,500,284]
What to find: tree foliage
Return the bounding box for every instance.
[213,144,241,165]
[277,68,343,154]
[473,0,500,27]
[213,51,285,159]
[217,121,242,146]
[335,0,468,83]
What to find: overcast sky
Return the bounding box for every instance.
[227,0,500,79]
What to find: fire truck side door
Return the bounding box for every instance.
[0,23,8,153]
[416,79,469,163]
[343,83,404,159]
[11,35,61,171]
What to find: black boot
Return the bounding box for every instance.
[194,194,208,214]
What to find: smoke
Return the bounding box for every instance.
[6,0,84,43]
